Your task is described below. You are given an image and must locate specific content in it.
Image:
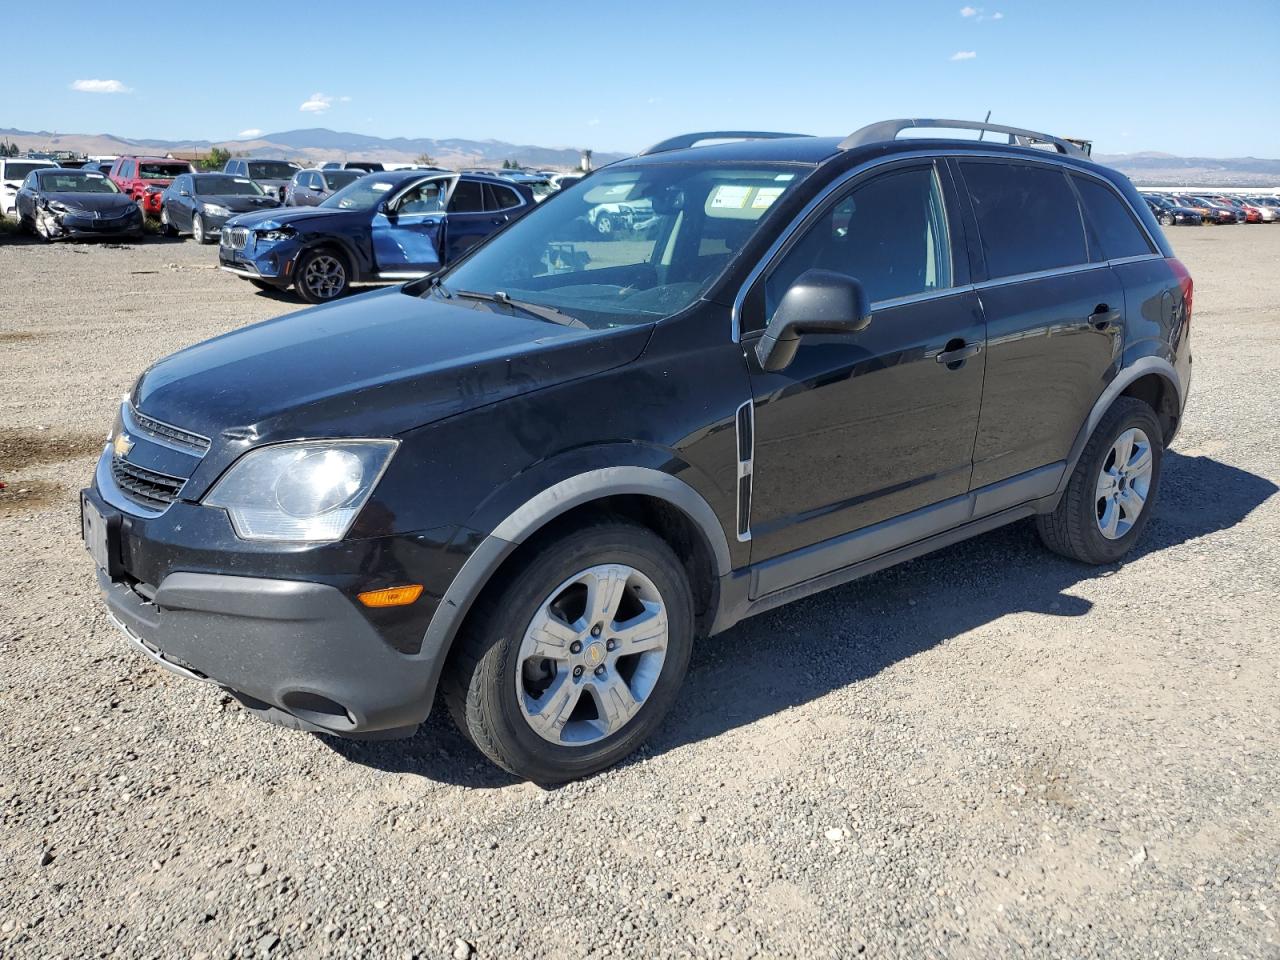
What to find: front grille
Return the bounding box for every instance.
[129,406,211,454]
[221,226,250,250]
[110,456,185,511]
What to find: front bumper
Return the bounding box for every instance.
[39,208,144,239]
[82,453,469,737]
[218,233,301,285]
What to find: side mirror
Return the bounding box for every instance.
[375,199,392,217]
[179,189,190,197]
[755,269,872,373]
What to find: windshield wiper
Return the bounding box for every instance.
[452,290,588,329]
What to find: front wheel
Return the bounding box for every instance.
[159,206,178,237]
[192,212,212,244]
[293,248,350,303]
[443,522,694,783]
[1036,396,1163,565]
[1161,213,1176,227]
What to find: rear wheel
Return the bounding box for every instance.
[444,522,694,783]
[294,248,350,303]
[1036,397,1163,565]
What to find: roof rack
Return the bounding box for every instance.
[638,131,812,157]
[839,118,1090,159]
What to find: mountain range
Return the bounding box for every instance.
[2,127,1278,184]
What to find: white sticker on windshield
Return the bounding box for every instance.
[752,187,785,209]
[235,178,252,184]
[371,182,393,191]
[774,173,796,181]
[710,185,751,209]
[86,172,104,178]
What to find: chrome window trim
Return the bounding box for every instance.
[731,147,1158,342]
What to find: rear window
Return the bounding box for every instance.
[247,161,300,180]
[960,161,1088,279]
[4,161,52,180]
[139,163,191,179]
[1071,175,1154,261]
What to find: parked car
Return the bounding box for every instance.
[15,167,144,240]
[322,161,385,173]
[1246,196,1280,222]
[1178,196,1237,224]
[83,119,1193,783]
[548,173,583,192]
[159,173,282,243]
[1141,193,1202,226]
[1,157,57,218]
[587,197,657,235]
[221,159,303,202]
[218,171,533,302]
[109,156,195,218]
[90,161,116,176]
[284,168,364,207]
[1210,196,1262,223]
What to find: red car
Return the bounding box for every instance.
[1211,196,1262,223]
[109,156,194,217]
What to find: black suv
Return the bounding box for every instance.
[83,119,1192,783]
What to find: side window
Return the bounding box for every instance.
[394,179,447,215]
[485,183,521,211]
[960,161,1088,278]
[448,179,485,213]
[309,173,324,190]
[763,164,953,320]
[120,160,135,179]
[1071,175,1155,261]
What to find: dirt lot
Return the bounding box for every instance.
[1,226,1278,960]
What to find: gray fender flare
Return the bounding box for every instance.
[415,466,732,672]
[1057,355,1184,496]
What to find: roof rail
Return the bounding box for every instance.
[839,118,1090,159]
[638,131,812,157]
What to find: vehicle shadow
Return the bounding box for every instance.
[325,451,1276,789]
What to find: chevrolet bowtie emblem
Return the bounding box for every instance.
[112,432,134,458]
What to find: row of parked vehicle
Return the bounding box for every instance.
[1140,191,1280,225]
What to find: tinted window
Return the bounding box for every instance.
[119,160,135,179]
[448,179,485,213]
[764,165,953,317]
[1071,175,1154,261]
[322,170,360,191]
[4,161,52,180]
[195,175,264,196]
[486,183,521,211]
[139,162,190,179]
[247,161,300,180]
[960,161,1087,278]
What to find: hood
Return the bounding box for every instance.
[225,205,358,230]
[132,287,653,487]
[45,192,138,214]
[199,194,281,213]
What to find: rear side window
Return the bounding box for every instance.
[448,179,485,213]
[764,164,953,314]
[119,160,135,179]
[960,161,1087,279]
[485,183,521,211]
[1071,175,1154,261]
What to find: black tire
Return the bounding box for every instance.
[443,521,694,783]
[159,206,178,237]
[293,247,350,304]
[1036,396,1164,565]
[1161,213,1175,227]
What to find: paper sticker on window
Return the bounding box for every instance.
[235,178,252,184]
[709,185,751,209]
[86,172,104,178]
[752,187,784,209]
[774,174,796,181]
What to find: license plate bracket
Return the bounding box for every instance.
[81,493,123,579]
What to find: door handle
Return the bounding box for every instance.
[1089,304,1121,330]
[935,339,983,366]
[491,215,509,225]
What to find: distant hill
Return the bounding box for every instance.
[0,126,627,171]
[1094,152,1280,186]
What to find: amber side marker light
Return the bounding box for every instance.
[357,584,424,608]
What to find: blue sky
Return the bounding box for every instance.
[10,0,1279,157]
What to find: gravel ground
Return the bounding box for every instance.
[1,226,1278,960]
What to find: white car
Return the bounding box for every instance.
[1,158,57,219]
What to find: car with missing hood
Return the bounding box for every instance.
[83,119,1192,783]
[159,173,282,243]
[15,167,145,240]
[217,170,533,302]
[222,159,303,202]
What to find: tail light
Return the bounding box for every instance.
[1168,257,1193,335]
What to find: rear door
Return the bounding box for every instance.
[440,178,495,262]
[371,174,455,277]
[741,160,987,565]
[954,157,1125,489]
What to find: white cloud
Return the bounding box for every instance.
[70,79,131,94]
[960,5,978,15]
[299,92,333,113]
[961,6,1003,20]
[237,128,263,139]
[950,50,977,60]
[992,11,1004,19]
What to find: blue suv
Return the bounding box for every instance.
[218,171,534,302]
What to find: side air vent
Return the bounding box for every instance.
[735,402,754,542]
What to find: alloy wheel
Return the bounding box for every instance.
[303,254,346,299]
[192,213,204,243]
[515,564,668,746]
[1095,427,1153,540]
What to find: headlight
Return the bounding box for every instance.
[204,439,397,542]
[47,200,70,214]
[203,203,232,217]
[254,222,295,242]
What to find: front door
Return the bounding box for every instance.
[740,161,986,565]
[372,175,455,277]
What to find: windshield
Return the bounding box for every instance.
[319,175,398,210]
[139,162,191,179]
[248,161,301,180]
[437,163,808,329]
[4,161,53,180]
[194,175,264,196]
[322,170,362,190]
[38,171,120,194]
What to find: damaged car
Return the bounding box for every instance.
[15,168,145,241]
[159,173,281,243]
